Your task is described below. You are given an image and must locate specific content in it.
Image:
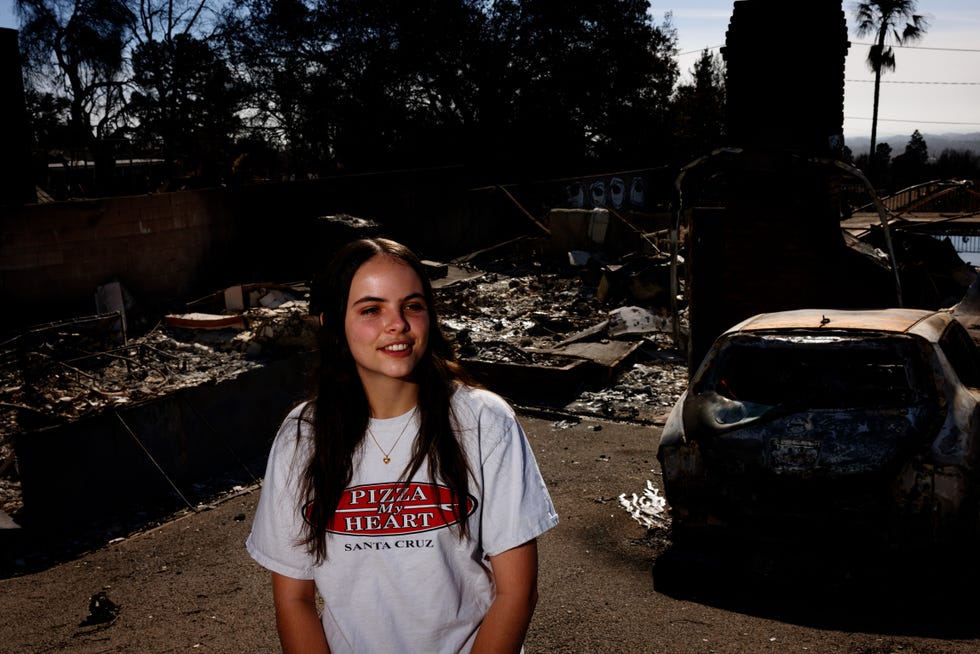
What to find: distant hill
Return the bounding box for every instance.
[845,132,980,158]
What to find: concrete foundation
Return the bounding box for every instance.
[13,351,316,530]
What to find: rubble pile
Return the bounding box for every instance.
[439,273,597,370]
[0,295,317,517]
[564,350,688,423]
[438,271,600,354]
[1,333,253,432]
[433,259,688,422]
[0,303,314,435]
[0,254,688,520]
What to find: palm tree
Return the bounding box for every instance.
[853,1,928,170]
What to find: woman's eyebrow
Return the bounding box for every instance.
[351,292,425,306]
[351,295,385,306]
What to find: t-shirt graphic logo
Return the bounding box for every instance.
[318,482,477,536]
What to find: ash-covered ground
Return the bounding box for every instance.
[0,258,688,524]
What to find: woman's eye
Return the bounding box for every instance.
[405,302,427,313]
[359,306,380,316]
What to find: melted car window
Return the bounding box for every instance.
[695,333,930,409]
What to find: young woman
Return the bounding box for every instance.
[247,238,558,653]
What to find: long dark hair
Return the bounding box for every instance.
[299,237,475,562]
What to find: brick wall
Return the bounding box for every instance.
[0,188,236,326]
[0,167,600,330]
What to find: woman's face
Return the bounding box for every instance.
[343,254,430,389]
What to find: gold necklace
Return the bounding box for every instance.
[366,407,418,465]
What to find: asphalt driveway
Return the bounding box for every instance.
[2,412,979,653]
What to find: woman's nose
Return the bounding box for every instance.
[386,310,408,332]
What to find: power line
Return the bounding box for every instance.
[851,41,980,53]
[845,116,980,126]
[846,79,980,85]
[681,42,980,57]
[677,45,723,56]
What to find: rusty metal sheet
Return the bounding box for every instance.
[733,308,942,335]
[163,312,246,330]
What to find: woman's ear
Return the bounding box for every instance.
[319,313,324,326]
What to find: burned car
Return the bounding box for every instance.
[657,308,980,549]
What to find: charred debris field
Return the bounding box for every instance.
[0,251,687,524]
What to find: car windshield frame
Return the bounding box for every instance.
[691,330,937,409]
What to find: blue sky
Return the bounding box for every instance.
[0,1,14,32]
[667,1,980,141]
[3,0,977,143]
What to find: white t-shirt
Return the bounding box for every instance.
[246,385,559,654]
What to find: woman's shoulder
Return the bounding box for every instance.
[272,400,314,445]
[451,384,516,420]
[283,400,312,422]
[451,383,509,406]
[274,400,312,432]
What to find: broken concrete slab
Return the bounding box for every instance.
[541,339,642,368]
[421,259,449,279]
[556,320,610,347]
[607,306,670,337]
[258,288,294,308]
[528,339,644,385]
[462,356,590,405]
[224,285,246,312]
[430,263,486,289]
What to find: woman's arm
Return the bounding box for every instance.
[471,539,539,654]
[271,572,331,654]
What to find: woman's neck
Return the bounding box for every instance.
[362,378,420,419]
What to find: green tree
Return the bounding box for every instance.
[16,0,134,193]
[672,48,726,163]
[224,0,490,174]
[872,141,893,187]
[221,0,330,174]
[125,0,239,186]
[23,88,72,197]
[14,0,686,191]
[223,0,678,177]
[934,149,980,181]
[128,33,243,186]
[891,129,930,187]
[322,0,487,171]
[853,1,928,166]
[498,0,678,173]
[903,129,928,167]
[24,87,71,152]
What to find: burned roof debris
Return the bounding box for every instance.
[0,227,690,528]
[8,195,975,543]
[0,286,317,522]
[430,234,688,420]
[1,285,315,430]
